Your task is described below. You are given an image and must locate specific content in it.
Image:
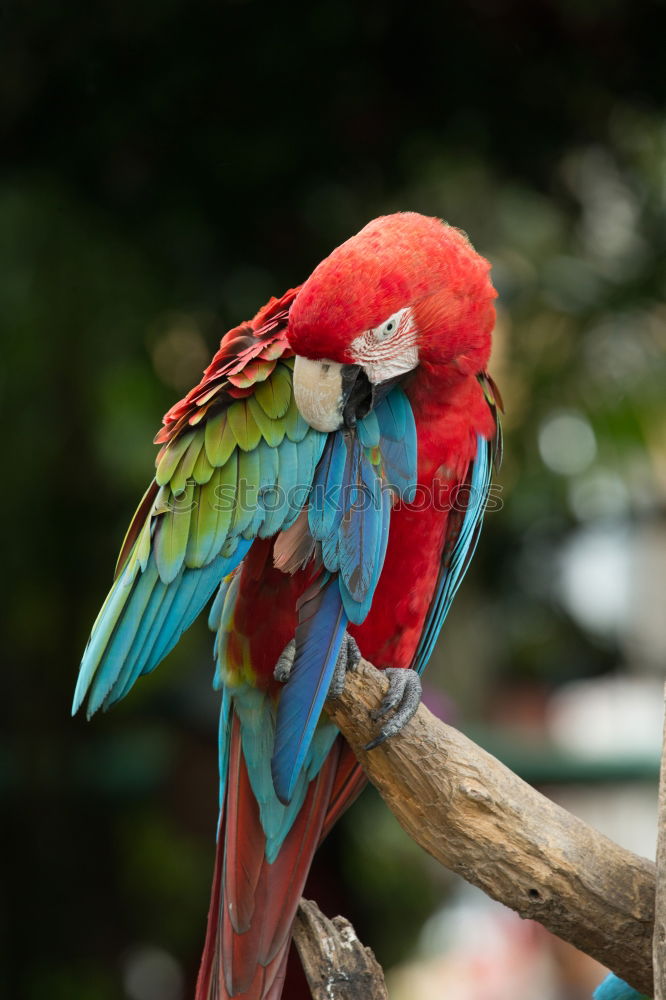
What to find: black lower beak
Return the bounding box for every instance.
[341,365,373,429]
[341,365,407,429]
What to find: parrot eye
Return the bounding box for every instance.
[375,312,400,342]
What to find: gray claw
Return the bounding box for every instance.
[365,668,422,751]
[328,633,362,699]
[274,639,296,683]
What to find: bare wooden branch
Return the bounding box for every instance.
[324,659,656,996]
[654,683,666,999]
[293,898,388,1000]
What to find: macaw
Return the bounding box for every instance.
[74,212,502,1000]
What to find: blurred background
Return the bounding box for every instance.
[3,1,666,997]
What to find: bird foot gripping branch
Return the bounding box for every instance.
[365,667,422,750]
[74,212,502,1000]
[274,633,420,750]
[273,631,361,694]
[326,632,362,699]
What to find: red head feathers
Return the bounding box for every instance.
[288,212,497,377]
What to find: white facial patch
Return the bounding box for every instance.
[349,306,419,384]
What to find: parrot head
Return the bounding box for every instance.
[287,212,497,431]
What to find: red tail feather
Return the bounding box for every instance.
[320,740,366,844]
[196,718,363,1000]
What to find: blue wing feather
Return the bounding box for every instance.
[374,390,418,502]
[270,390,417,803]
[145,547,252,675]
[377,388,408,440]
[271,577,348,804]
[309,434,347,542]
[104,576,172,708]
[277,437,305,531]
[314,391,417,621]
[140,563,203,673]
[338,440,382,608]
[357,409,380,448]
[217,684,232,831]
[81,560,162,716]
[74,537,253,717]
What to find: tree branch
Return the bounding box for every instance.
[293,899,388,1000]
[324,659,656,996]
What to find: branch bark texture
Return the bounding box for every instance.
[293,899,388,1000]
[324,659,656,996]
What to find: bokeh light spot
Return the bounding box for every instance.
[123,945,184,1000]
[150,314,209,391]
[538,410,597,476]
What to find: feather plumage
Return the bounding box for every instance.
[374,387,418,502]
[205,412,237,468]
[77,215,502,1000]
[270,577,347,805]
[74,289,317,720]
[411,422,498,676]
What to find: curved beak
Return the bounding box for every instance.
[292,356,374,432]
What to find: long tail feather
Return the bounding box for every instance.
[196,715,342,1000]
[319,739,367,844]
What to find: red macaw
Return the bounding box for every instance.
[74,212,501,1000]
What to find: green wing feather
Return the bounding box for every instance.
[74,289,327,718]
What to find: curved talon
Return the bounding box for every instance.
[273,639,296,683]
[370,668,409,721]
[364,668,422,751]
